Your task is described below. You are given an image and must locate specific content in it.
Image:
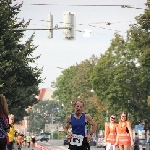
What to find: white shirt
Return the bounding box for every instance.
[147,135,150,143]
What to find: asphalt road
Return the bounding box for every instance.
[36,139,105,150]
[14,139,105,150]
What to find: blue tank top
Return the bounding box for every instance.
[71,113,88,137]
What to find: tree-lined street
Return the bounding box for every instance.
[0,0,150,140]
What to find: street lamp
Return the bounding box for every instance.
[105,110,109,125]
[90,89,94,93]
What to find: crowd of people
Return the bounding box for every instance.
[63,100,134,150]
[0,94,36,150]
[14,132,36,150]
[64,100,149,150]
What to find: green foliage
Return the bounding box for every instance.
[91,2,150,125]
[53,132,59,139]
[28,100,61,133]
[0,1,42,121]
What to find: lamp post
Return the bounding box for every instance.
[51,112,54,139]
[105,110,109,125]
[128,100,130,117]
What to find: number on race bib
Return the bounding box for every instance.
[70,134,84,146]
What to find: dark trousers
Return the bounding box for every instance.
[7,141,13,150]
[0,138,7,150]
[134,145,139,150]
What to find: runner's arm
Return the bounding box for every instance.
[63,116,71,135]
[86,114,97,135]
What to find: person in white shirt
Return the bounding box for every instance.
[147,133,150,143]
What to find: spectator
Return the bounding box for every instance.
[7,114,17,150]
[115,112,134,150]
[26,132,31,150]
[147,133,150,143]
[16,133,23,149]
[147,133,150,150]
[31,133,36,149]
[0,94,10,150]
[23,135,27,147]
[105,115,118,150]
[134,133,139,150]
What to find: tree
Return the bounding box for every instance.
[0,1,42,121]
[28,100,60,133]
[91,33,131,116]
[91,1,150,124]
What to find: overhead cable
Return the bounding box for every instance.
[28,3,148,11]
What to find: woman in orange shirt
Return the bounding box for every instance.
[115,112,134,150]
[105,115,118,150]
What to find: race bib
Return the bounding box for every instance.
[70,134,84,146]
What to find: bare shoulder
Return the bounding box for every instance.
[66,115,71,122]
[126,121,131,124]
[126,121,131,127]
[85,113,92,119]
[85,113,94,122]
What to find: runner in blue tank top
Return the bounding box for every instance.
[64,100,97,150]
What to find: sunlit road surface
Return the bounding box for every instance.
[15,139,105,150]
[20,146,105,150]
[35,139,106,150]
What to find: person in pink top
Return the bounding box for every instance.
[0,94,10,150]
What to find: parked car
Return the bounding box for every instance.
[36,135,49,142]
[139,139,147,149]
[97,138,106,148]
[63,136,70,145]
[89,137,97,146]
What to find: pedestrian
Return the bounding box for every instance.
[23,135,27,147]
[26,132,31,150]
[105,115,118,150]
[16,133,23,150]
[31,133,36,150]
[64,100,97,150]
[7,114,17,150]
[147,133,150,143]
[0,94,10,150]
[115,112,134,150]
[147,133,150,149]
[134,133,139,150]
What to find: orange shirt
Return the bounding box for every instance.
[16,135,23,143]
[105,123,117,144]
[118,121,129,134]
[117,121,131,145]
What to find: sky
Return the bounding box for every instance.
[13,0,147,89]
